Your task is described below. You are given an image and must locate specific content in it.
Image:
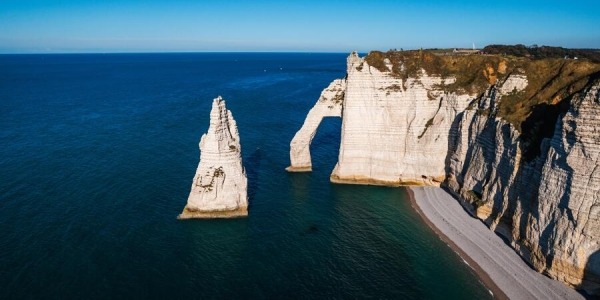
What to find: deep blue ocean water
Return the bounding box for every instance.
[0,53,492,299]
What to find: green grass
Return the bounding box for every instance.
[363,50,600,131]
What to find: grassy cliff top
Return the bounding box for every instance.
[482,44,600,62]
[363,49,600,131]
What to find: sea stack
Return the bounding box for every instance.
[179,96,248,219]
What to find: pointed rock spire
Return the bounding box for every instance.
[179,96,248,219]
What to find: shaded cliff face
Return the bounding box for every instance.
[288,50,600,294]
[446,82,600,294]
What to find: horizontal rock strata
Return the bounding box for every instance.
[330,52,472,186]
[287,79,345,172]
[179,96,248,219]
[289,51,600,295]
[446,80,600,295]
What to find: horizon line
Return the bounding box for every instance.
[2,45,599,55]
[0,50,359,55]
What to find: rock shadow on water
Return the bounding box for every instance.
[299,224,319,236]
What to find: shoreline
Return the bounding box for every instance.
[406,188,508,300]
[407,186,583,300]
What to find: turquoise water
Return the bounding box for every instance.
[0,53,492,299]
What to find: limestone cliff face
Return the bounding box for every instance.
[330,52,472,186]
[530,85,600,292]
[287,79,345,172]
[446,80,600,294]
[179,96,248,219]
[289,52,600,294]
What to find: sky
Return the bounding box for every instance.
[1,0,599,53]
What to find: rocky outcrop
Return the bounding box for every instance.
[445,80,600,294]
[179,96,248,219]
[289,51,600,295]
[330,52,471,186]
[524,83,600,294]
[286,79,345,172]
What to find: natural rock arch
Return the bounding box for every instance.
[286,79,345,172]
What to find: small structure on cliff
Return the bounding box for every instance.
[179,96,248,219]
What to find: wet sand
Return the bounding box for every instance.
[408,187,583,300]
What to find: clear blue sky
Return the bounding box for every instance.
[1,0,599,53]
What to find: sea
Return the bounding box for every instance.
[0,53,492,299]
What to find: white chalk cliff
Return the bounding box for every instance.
[446,82,600,294]
[288,51,600,295]
[287,79,345,171]
[331,53,472,186]
[179,96,248,219]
